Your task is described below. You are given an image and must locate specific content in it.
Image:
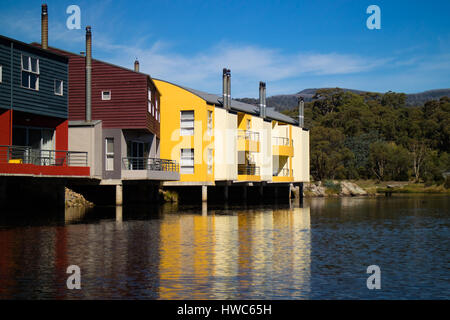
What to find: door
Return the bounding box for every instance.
[128,141,144,169]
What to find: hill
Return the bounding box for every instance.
[236,88,450,112]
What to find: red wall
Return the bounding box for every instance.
[0,163,89,176]
[0,109,12,146]
[40,47,160,136]
[55,120,68,151]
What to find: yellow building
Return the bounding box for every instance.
[153,70,309,200]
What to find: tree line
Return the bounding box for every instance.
[282,88,450,183]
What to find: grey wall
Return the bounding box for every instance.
[0,36,68,118]
[102,128,122,180]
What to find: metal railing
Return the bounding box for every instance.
[0,145,88,167]
[237,130,260,142]
[238,164,260,176]
[273,168,291,177]
[122,157,179,172]
[272,136,291,146]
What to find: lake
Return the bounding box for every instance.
[0,195,448,299]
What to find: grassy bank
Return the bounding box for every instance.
[353,180,450,195]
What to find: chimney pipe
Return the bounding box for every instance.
[226,69,231,110]
[86,26,92,122]
[259,82,266,118]
[134,59,139,72]
[222,68,227,109]
[41,4,48,49]
[298,97,304,127]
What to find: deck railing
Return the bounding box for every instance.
[272,136,291,146]
[122,157,179,172]
[238,164,260,176]
[237,130,260,142]
[273,168,291,177]
[0,145,88,167]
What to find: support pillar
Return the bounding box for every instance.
[202,201,208,216]
[299,183,304,207]
[259,184,263,199]
[224,185,229,202]
[242,185,247,201]
[202,185,208,202]
[274,186,278,199]
[56,183,66,209]
[116,184,123,206]
[0,178,7,209]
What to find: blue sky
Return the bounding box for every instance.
[1,0,449,97]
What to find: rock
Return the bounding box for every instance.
[65,188,94,208]
[304,181,327,197]
[339,181,367,196]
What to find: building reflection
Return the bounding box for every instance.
[158,203,311,299]
[0,203,310,299]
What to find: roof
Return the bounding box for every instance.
[154,79,298,125]
[29,42,161,96]
[0,34,68,63]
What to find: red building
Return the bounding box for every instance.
[32,5,178,184]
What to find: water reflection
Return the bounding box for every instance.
[0,195,448,299]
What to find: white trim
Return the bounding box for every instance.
[102,90,111,100]
[54,79,63,96]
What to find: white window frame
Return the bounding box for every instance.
[21,54,39,91]
[180,148,194,174]
[54,79,63,96]
[102,90,111,100]
[207,110,213,136]
[0,65,2,83]
[105,138,115,171]
[207,148,213,174]
[180,110,194,136]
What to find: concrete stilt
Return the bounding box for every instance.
[115,205,123,223]
[202,185,208,202]
[202,201,208,216]
[56,184,66,209]
[116,184,123,206]
[242,185,247,201]
[259,184,263,199]
[274,186,278,199]
[0,179,7,208]
[224,185,229,202]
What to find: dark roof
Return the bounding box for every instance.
[29,42,161,95]
[154,79,298,125]
[0,34,68,63]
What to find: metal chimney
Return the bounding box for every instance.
[134,59,139,72]
[41,4,48,49]
[298,97,304,127]
[222,68,227,109]
[226,69,231,110]
[85,26,92,122]
[259,82,266,118]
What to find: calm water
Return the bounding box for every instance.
[0,195,449,299]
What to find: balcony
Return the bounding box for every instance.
[273,167,293,182]
[238,130,260,152]
[0,145,90,177]
[272,136,293,157]
[237,164,261,181]
[122,157,180,181]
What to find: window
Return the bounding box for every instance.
[246,119,251,130]
[207,148,213,174]
[0,65,2,83]
[105,138,114,171]
[207,110,213,136]
[102,91,111,100]
[21,55,39,90]
[156,98,160,122]
[54,80,63,96]
[180,110,194,136]
[148,89,152,113]
[180,148,194,174]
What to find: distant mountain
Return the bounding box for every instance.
[236,88,450,112]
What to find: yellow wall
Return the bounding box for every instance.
[154,79,214,183]
[155,78,309,185]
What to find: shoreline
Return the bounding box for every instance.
[303,180,450,197]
